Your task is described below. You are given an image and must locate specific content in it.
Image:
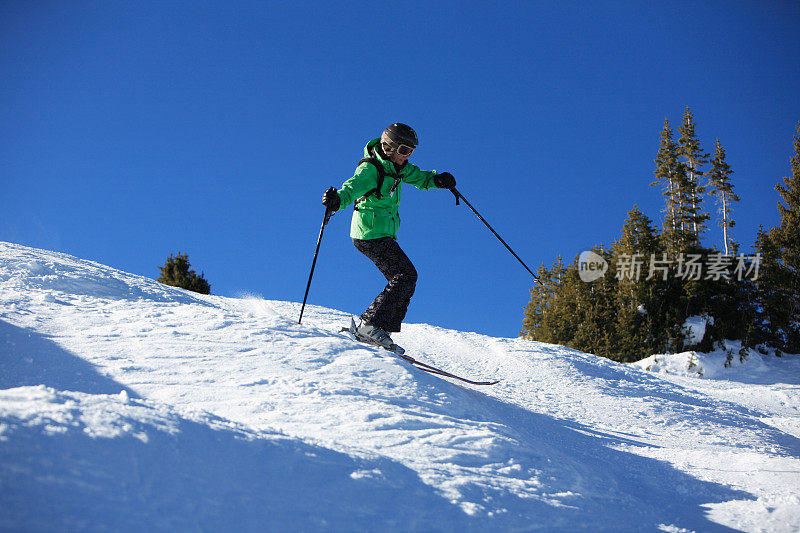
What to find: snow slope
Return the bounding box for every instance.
[1,241,799,532]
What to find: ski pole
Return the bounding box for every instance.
[299,208,333,324]
[449,187,542,285]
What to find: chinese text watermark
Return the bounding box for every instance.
[579,252,761,282]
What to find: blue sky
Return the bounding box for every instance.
[2,1,799,338]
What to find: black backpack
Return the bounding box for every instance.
[353,157,401,211]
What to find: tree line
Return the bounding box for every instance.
[521,110,800,362]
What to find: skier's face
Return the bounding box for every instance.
[389,150,410,165]
[381,136,414,165]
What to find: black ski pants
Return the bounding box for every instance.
[353,237,417,333]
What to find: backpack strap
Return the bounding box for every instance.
[354,157,387,211]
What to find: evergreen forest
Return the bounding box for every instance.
[521,111,800,362]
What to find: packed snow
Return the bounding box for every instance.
[1,241,799,531]
[681,314,715,346]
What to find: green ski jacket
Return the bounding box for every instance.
[335,138,441,240]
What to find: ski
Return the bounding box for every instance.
[340,322,499,386]
[394,352,500,386]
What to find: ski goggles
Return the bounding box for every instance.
[381,138,415,157]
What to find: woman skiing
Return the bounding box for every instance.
[322,123,456,353]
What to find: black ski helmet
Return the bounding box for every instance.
[382,123,418,148]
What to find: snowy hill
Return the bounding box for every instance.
[1,241,799,532]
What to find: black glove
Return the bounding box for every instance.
[322,187,341,211]
[434,172,456,189]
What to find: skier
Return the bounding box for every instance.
[322,123,456,352]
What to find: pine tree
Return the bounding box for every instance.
[521,263,558,340]
[521,250,619,359]
[707,139,740,255]
[678,107,710,243]
[756,122,800,353]
[774,123,800,261]
[157,252,211,295]
[610,207,672,360]
[570,247,618,359]
[651,119,690,254]
[522,256,579,345]
[648,114,744,353]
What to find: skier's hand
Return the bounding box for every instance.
[434,172,456,189]
[322,187,341,211]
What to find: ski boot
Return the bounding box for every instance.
[345,317,405,354]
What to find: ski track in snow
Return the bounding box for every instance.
[1,241,799,531]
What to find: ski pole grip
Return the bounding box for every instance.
[323,207,333,226]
